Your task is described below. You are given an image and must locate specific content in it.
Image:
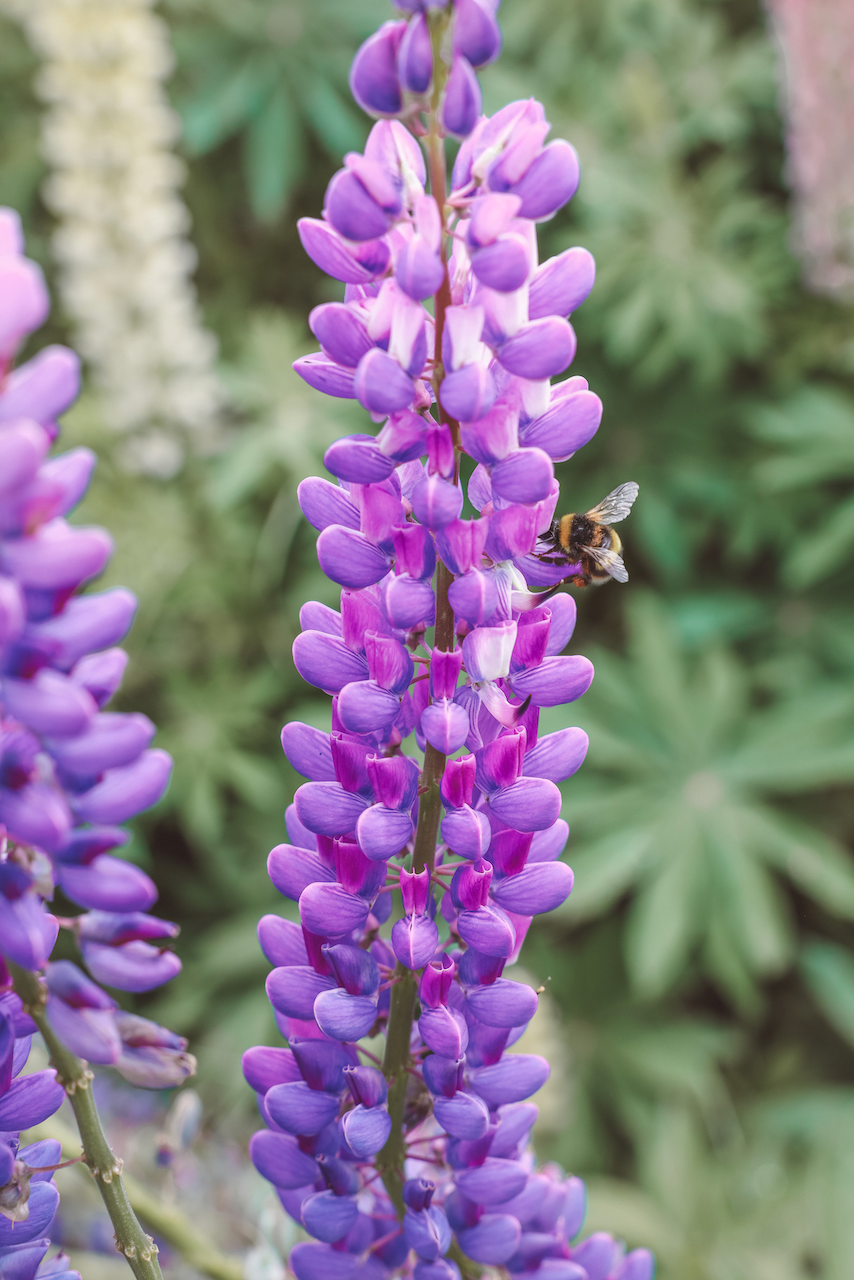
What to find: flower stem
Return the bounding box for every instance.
[9,962,164,1280]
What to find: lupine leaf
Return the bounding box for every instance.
[800,942,854,1050]
[244,83,304,222]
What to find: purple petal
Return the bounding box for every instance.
[456,1158,528,1205]
[268,844,336,900]
[45,998,120,1064]
[571,1233,622,1280]
[484,505,539,560]
[490,447,555,504]
[295,782,371,837]
[0,344,80,425]
[391,912,439,969]
[497,318,576,380]
[488,777,561,832]
[281,723,336,782]
[489,1103,539,1159]
[80,939,181,992]
[310,304,374,369]
[439,364,497,422]
[528,247,596,320]
[469,1053,550,1105]
[396,236,445,301]
[440,54,482,139]
[0,781,71,854]
[453,0,502,67]
[0,889,58,970]
[463,620,516,683]
[258,915,310,968]
[299,602,343,637]
[617,1249,656,1280]
[440,805,491,860]
[299,883,370,937]
[266,1080,340,1135]
[383,574,436,629]
[73,749,172,824]
[447,569,498,627]
[314,988,377,1040]
[297,218,390,285]
[457,905,515,957]
[293,630,368,693]
[325,169,392,243]
[289,1243,359,1280]
[544,594,577,654]
[465,979,538,1029]
[0,420,49,493]
[511,655,594,706]
[298,478,360,533]
[471,234,532,292]
[266,965,336,1020]
[354,348,416,415]
[433,1090,490,1139]
[57,854,157,912]
[398,12,433,92]
[2,671,95,738]
[457,1214,522,1266]
[302,1191,360,1244]
[0,256,49,361]
[356,804,414,861]
[0,1070,64,1130]
[421,699,469,754]
[317,525,392,589]
[48,712,154,780]
[0,1182,59,1247]
[249,1130,320,1191]
[419,1006,468,1058]
[324,435,396,484]
[337,680,400,734]
[510,139,580,220]
[341,1103,393,1158]
[349,21,406,117]
[520,389,602,461]
[70,647,128,707]
[242,1045,301,1093]
[523,727,588,783]
[24,588,137,671]
[528,819,570,864]
[293,354,357,399]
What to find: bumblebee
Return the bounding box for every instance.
[534,482,639,588]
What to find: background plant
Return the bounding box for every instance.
[3,0,854,1276]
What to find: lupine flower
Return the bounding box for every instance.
[247,5,651,1279]
[0,209,190,1269]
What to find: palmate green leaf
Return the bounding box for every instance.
[181,53,278,155]
[784,492,854,588]
[800,941,854,1051]
[244,82,304,222]
[301,75,366,158]
[557,595,854,1003]
[749,386,854,491]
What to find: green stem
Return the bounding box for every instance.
[9,963,164,1280]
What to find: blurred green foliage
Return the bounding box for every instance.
[3,0,854,1274]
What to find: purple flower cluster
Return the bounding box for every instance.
[246,6,653,1280]
[0,209,191,1273]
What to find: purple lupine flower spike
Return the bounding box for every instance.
[0,210,190,1263]
[247,6,650,1275]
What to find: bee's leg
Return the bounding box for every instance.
[535,555,567,566]
[571,575,588,588]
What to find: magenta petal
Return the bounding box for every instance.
[356,804,414,861]
[433,1090,491,1140]
[456,1158,528,1205]
[544,594,577,654]
[337,680,400,734]
[511,655,594,706]
[421,699,469,754]
[439,364,497,422]
[354,348,416,415]
[249,1130,320,1191]
[0,344,80,425]
[57,854,157,912]
[295,782,371,837]
[317,525,391,589]
[469,1053,550,1105]
[293,354,357,399]
[490,448,555,504]
[341,1104,392,1158]
[297,218,390,284]
[298,478,360,533]
[488,777,561,832]
[314,988,378,1040]
[465,979,539,1029]
[440,805,491,860]
[457,1215,522,1266]
[2,670,95,738]
[73,749,172,824]
[497,318,576,380]
[391,912,439,969]
[299,882,370,937]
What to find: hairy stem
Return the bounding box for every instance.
[9,963,164,1280]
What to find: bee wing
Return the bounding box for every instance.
[586,481,639,524]
[585,544,629,583]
